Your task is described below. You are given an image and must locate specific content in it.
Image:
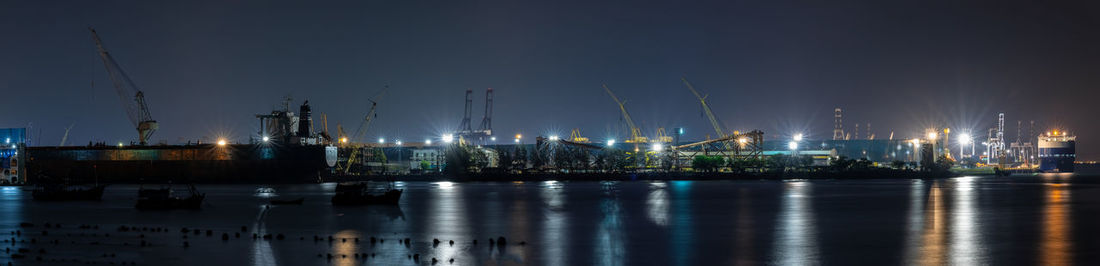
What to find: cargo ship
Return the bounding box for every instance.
[25,101,342,184]
[1037,130,1075,173]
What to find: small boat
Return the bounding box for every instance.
[331,182,402,206]
[31,184,107,201]
[269,197,305,205]
[135,184,205,210]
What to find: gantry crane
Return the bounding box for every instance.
[602,84,647,144]
[90,28,158,145]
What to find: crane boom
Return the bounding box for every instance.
[602,84,645,143]
[352,88,387,143]
[90,28,158,145]
[681,77,726,139]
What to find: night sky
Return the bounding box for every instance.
[1,0,1098,159]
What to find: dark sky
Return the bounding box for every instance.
[1,0,1098,159]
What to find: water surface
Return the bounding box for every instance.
[1,174,1097,265]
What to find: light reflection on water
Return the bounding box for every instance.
[541,181,567,266]
[669,180,694,266]
[1041,175,1072,266]
[0,176,1095,265]
[773,181,818,265]
[428,181,467,264]
[949,176,984,265]
[646,182,669,227]
[595,182,625,266]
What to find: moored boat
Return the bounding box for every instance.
[331,182,402,205]
[31,184,107,201]
[135,184,205,210]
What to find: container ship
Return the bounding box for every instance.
[1037,130,1075,173]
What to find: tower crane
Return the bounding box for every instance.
[602,84,647,144]
[90,28,158,145]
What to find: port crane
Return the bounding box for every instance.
[602,84,647,144]
[90,28,158,145]
[341,88,386,174]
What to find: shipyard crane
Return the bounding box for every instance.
[352,88,387,143]
[59,123,74,146]
[602,84,647,144]
[681,77,727,139]
[90,28,158,145]
[681,77,733,152]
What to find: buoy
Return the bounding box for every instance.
[497,237,507,246]
[473,239,477,245]
[449,240,454,246]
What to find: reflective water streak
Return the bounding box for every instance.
[919,181,946,266]
[1041,176,1072,266]
[428,181,468,264]
[949,176,984,265]
[773,181,818,265]
[645,182,669,227]
[902,179,925,264]
[670,181,694,266]
[541,181,568,266]
[595,182,625,266]
[251,205,277,266]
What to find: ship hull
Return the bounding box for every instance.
[26,144,335,183]
[1038,139,1075,173]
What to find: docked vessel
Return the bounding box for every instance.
[135,184,205,210]
[31,184,107,201]
[1038,131,1076,173]
[331,182,402,205]
[25,100,341,184]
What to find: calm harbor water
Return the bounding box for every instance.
[1,174,1097,265]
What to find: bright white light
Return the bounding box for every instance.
[738,137,748,144]
[262,136,271,142]
[515,134,522,140]
[788,141,798,150]
[4,138,8,144]
[490,136,496,141]
[118,142,124,147]
[607,139,616,147]
[217,139,228,146]
[959,133,971,145]
[11,145,16,149]
[396,140,402,146]
[378,138,385,144]
[434,181,454,190]
[911,139,920,147]
[927,132,937,140]
[442,134,454,143]
[549,135,559,141]
[514,138,520,143]
[425,139,433,145]
[651,143,663,152]
[793,133,803,142]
